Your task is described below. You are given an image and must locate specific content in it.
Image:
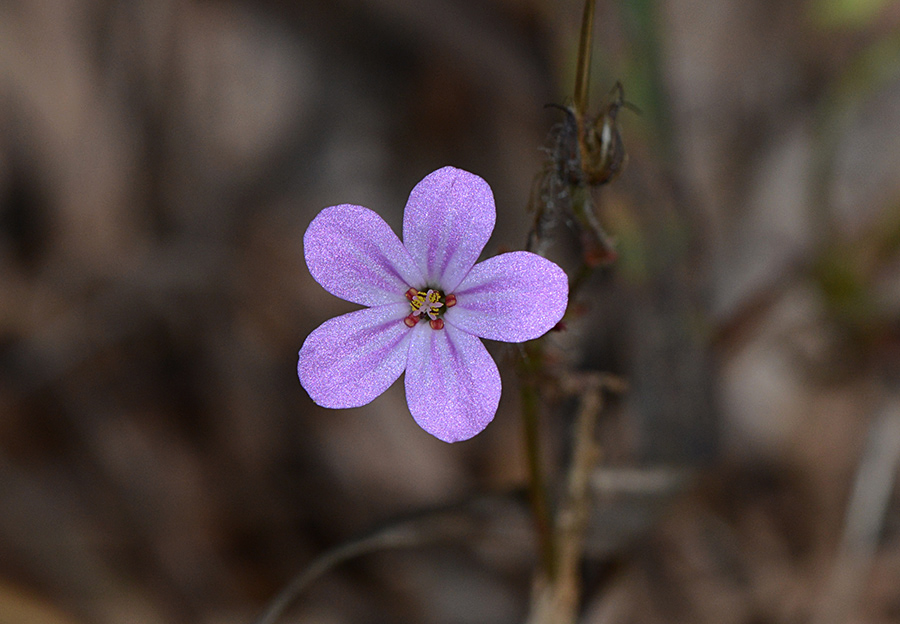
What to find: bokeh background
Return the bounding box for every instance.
[2,0,900,623]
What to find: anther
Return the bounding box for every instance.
[404,287,454,328]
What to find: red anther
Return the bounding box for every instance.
[429,318,444,330]
[405,288,418,300]
[444,294,457,308]
[404,314,418,328]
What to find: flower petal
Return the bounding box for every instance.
[402,167,495,292]
[298,303,412,408]
[404,323,500,442]
[446,251,568,342]
[305,204,424,306]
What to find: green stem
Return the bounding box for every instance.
[573,0,597,116]
[520,346,557,581]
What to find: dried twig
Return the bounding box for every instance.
[528,374,626,624]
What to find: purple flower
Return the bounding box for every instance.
[298,167,568,442]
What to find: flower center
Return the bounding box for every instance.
[403,288,457,330]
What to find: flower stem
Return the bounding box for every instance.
[573,0,597,116]
[520,344,557,581]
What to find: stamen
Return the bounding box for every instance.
[425,289,443,320]
[409,291,427,315]
[403,287,454,329]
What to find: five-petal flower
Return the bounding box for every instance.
[298,166,568,442]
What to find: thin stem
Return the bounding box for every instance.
[526,374,626,624]
[567,186,616,299]
[252,525,426,624]
[551,377,605,622]
[520,346,557,581]
[573,0,597,116]
[252,501,503,624]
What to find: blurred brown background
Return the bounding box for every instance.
[2,0,900,623]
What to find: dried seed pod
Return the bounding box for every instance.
[582,81,629,186]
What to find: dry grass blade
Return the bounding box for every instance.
[812,399,900,624]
